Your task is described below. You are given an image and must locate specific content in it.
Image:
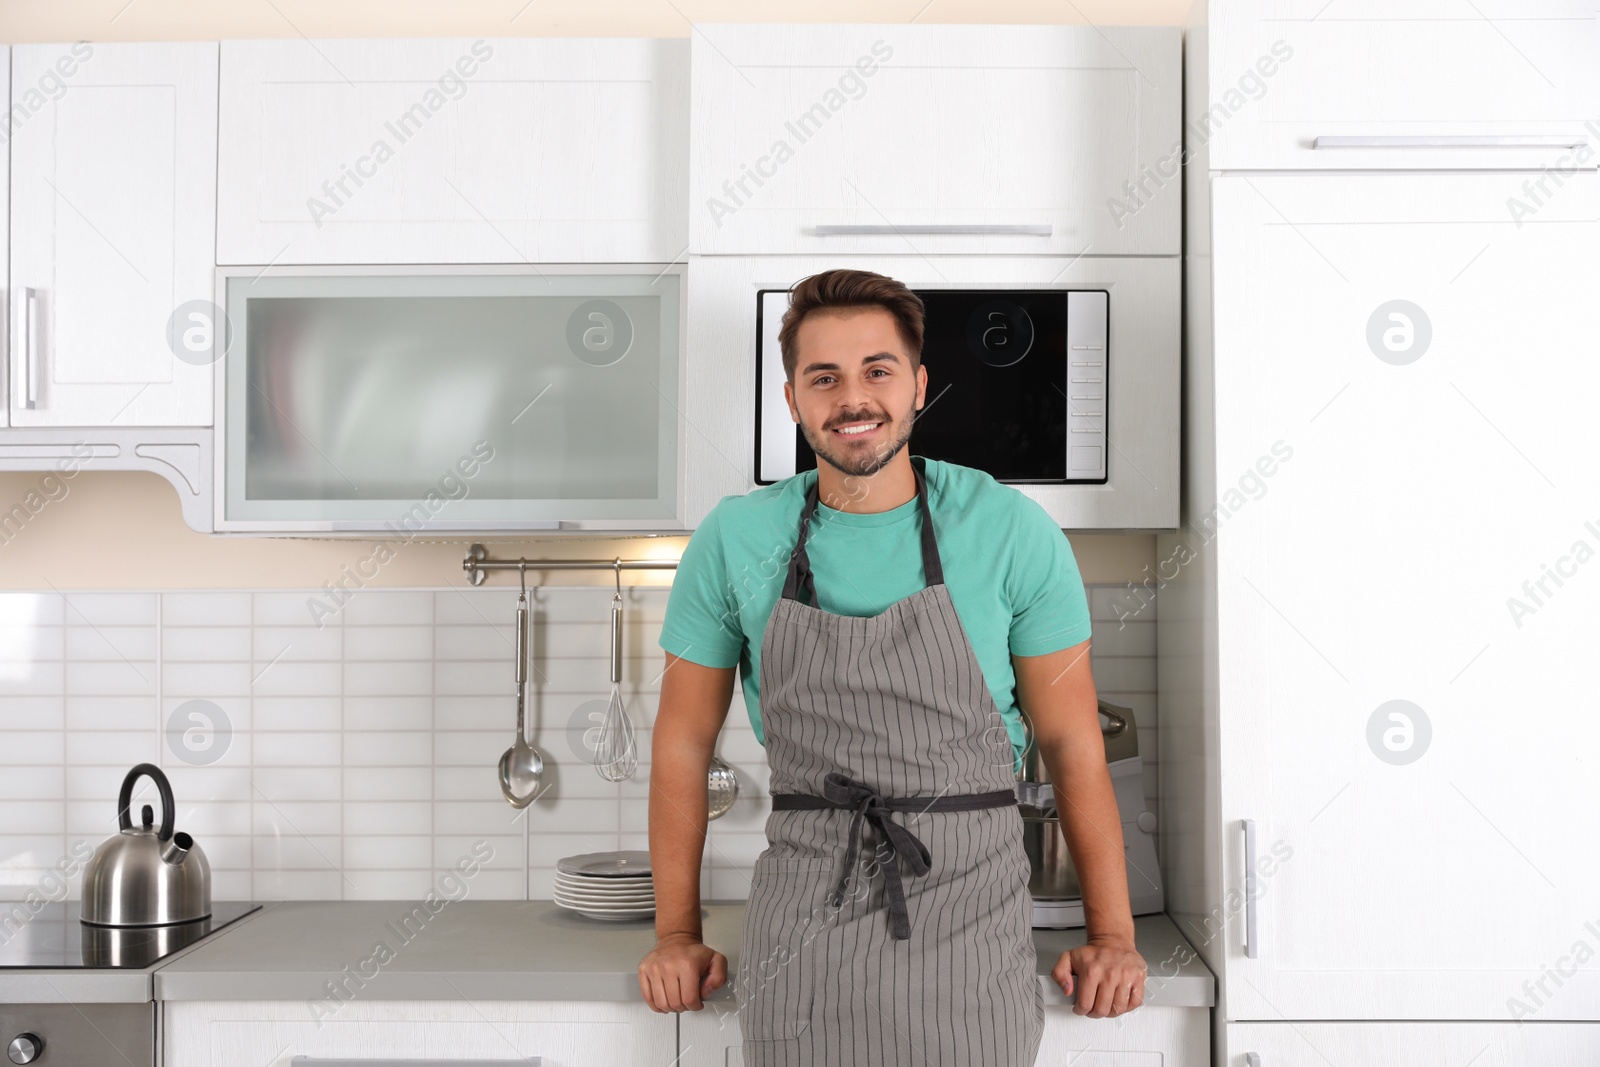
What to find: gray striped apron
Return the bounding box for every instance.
[737,455,1045,1067]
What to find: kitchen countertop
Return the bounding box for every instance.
[153,900,1214,1008]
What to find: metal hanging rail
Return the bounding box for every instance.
[461,543,679,587]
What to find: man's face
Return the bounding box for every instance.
[784,307,926,479]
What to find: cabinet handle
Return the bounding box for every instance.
[12,287,39,410]
[289,1059,540,1066]
[811,223,1053,236]
[328,521,564,532]
[1242,818,1258,960]
[1313,134,1589,150]
[1245,1055,1262,1067]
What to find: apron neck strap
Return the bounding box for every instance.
[781,456,945,606]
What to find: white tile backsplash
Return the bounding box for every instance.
[0,583,1158,904]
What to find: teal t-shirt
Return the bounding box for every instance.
[659,457,1093,765]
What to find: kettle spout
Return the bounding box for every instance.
[161,831,195,866]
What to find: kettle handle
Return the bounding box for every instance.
[117,763,175,841]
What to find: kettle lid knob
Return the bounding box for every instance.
[141,805,154,829]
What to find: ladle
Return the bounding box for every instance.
[498,563,546,808]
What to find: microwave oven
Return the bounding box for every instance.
[754,288,1109,485]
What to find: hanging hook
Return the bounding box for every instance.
[518,559,528,601]
[613,558,623,602]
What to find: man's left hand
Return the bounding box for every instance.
[1052,939,1147,1018]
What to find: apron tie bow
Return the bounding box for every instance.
[820,771,932,941]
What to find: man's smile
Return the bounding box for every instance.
[831,420,883,439]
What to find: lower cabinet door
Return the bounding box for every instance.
[163,1000,675,1067]
[1224,1021,1600,1067]
[677,998,1208,1066]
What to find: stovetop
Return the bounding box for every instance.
[0,901,262,970]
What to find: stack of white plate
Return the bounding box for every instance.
[553,850,655,921]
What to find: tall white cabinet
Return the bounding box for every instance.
[1165,2,1600,1062]
[8,42,218,426]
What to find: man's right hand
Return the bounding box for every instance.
[639,932,728,1013]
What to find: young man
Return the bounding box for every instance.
[638,269,1147,1065]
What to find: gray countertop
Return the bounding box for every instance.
[152,900,1214,1008]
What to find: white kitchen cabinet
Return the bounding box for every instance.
[0,48,8,426]
[217,38,688,265]
[163,1000,676,1066]
[213,265,685,534]
[1223,1021,1600,1066]
[683,254,1179,531]
[690,24,1181,257]
[678,1001,1208,1065]
[9,42,218,427]
[1163,167,1600,1025]
[1204,0,1600,170]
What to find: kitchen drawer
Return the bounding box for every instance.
[678,1001,1207,1065]
[163,1000,675,1066]
[1223,1021,1600,1065]
[690,24,1181,257]
[1203,0,1600,170]
[217,38,688,265]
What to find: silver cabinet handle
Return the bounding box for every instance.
[812,223,1053,236]
[290,1059,540,1066]
[328,521,563,532]
[1313,134,1589,150]
[12,287,39,410]
[1246,1054,1262,1067]
[1242,818,1258,960]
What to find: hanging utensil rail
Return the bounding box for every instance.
[462,543,678,586]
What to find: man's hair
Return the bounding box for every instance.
[777,269,925,382]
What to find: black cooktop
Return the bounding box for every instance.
[0,901,262,969]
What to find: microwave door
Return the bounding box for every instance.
[757,289,797,483]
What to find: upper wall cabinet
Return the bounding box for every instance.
[9,42,218,427]
[689,24,1181,257]
[1204,0,1600,170]
[0,47,10,429]
[217,38,689,265]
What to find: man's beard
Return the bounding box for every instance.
[799,407,916,479]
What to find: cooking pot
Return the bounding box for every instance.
[1017,701,1138,901]
[80,763,211,927]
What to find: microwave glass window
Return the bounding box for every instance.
[761,288,1104,485]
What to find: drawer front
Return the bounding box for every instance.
[1225,1021,1600,1066]
[678,1001,1207,1066]
[1205,0,1600,170]
[690,24,1181,256]
[218,38,688,265]
[164,1000,676,1067]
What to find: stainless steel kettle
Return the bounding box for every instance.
[80,763,211,926]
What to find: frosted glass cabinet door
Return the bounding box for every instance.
[216,268,683,531]
[1209,172,1600,1020]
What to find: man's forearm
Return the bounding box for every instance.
[649,728,712,941]
[1041,737,1136,944]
